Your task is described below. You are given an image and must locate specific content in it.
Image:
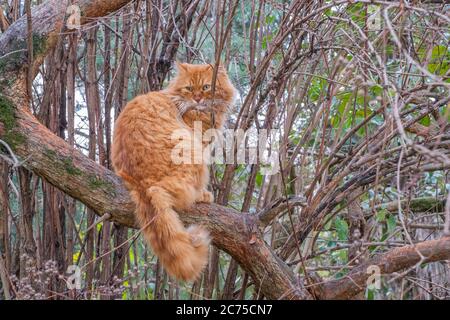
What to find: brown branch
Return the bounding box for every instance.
[315,236,450,299]
[257,196,306,227]
[376,197,446,213]
[0,0,133,86]
[0,7,10,32]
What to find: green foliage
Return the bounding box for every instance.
[334,217,349,241]
[261,34,273,50]
[376,209,387,223]
[386,214,397,235]
[308,78,327,102]
[427,45,450,76]
[255,170,263,187]
[419,114,431,127]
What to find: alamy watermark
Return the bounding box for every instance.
[367,5,382,31]
[66,265,82,290]
[66,5,81,29]
[171,121,281,175]
[366,265,381,290]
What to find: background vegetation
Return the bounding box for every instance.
[0,0,449,300]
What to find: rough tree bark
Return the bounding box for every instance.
[315,237,450,299]
[0,0,449,300]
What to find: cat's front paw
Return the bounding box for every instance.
[198,190,214,203]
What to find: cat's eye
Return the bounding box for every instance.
[185,86,193,92]
[202,84,211,91]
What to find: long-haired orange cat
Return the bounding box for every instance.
[112,62,235,281]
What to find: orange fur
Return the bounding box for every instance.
[112,63,235,281]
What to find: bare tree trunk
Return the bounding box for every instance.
[65,32,77,269]
[18,168,36,281]
[0,161,10,272]
[84,28,101,297]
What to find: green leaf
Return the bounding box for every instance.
[376,209,387,222]
[428,45,450,75]
[348,2,365,24]
[419,115,431,127]
[265,15,275,25]
[387,214,396,234]
[323,8,333,17]
[431,45,449,59]
[335,217,349,240]
[369,84,383,97]
[338,249,347,262]
[309,78,327,102]
[443,104,450,123]
[324,218,333,231]
[261,34,273,50]
[367,288,375,300]
[255,171,263,187]
[72,251,80,264]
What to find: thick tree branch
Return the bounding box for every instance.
[315,236,450,299]
[376,197,446,213]
[0,0,132,85]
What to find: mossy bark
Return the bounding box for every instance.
[378,197,446,213]
[0,0,132,85]
[0,94,27,150]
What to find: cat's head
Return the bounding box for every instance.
[166,62,236,113]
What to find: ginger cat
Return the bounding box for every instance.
[112,63,235,281]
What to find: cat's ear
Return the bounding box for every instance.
[175,61,188,73]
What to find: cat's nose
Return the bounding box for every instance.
[194,96,203,103]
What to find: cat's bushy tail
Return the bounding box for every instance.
[130,185,210,281]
